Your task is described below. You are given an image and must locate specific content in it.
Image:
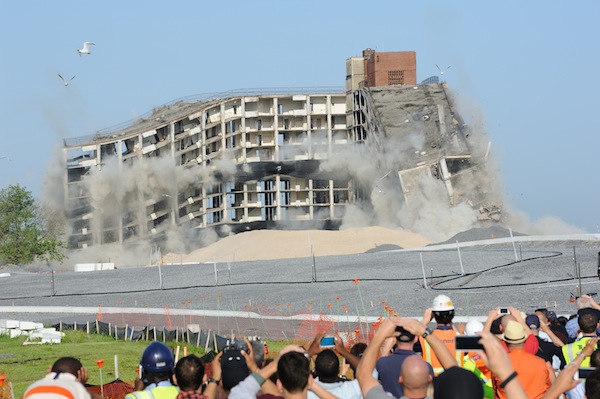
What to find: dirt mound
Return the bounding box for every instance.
[164,227,430,263]
[437,225,526,244]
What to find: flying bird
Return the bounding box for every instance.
[77,41,95,56]
[436,64,451,75]
[58,74,76,86]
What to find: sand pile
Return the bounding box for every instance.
[163,226,431,263]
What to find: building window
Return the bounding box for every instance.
[388,70,404,85]
[256,119,262,131]
[278,104,284,114]
[283,118,290,130]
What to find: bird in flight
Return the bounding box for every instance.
[77,42,95,56]
[58,74,76,86]
[436,64,451,75]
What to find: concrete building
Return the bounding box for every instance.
[62,50,501,250]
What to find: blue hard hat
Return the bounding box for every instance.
[140,342,174,373]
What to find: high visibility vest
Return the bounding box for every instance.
[562,336,598,367]
[126,386,179,399]
[419,328,463,376]
[463,355,494,399]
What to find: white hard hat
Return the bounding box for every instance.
[465,320,484,336]
[432,294,455,311]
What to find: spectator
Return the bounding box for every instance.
[525,314,565,373]
[565,295,600,342]
[229,345,337,399]
[461,320,494,399]
[376,325,433,398]
[585,369,600,399]
[535,309,568,345]
[562,312,599,367]
[220,347,250,397]
[485,307,539,355]
[126,341,179,399]
[419,294,463,375]
[356,318,435,399]
[491,320,550,399]
[533,338,597,399]
[174,354,210,399]
[307,349,362,399]
[23,357,92,399]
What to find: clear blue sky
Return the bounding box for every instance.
[1,1,598,232]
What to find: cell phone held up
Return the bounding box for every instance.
[320,336,335,348]
[455,335,484,351]
[498,307,510,315]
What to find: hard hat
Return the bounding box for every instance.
[432,295,455,311]
[465,320,484,336]
[140,342,174,373]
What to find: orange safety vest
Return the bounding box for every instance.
[419,328,463,376]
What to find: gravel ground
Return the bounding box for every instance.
[1,235,599,339]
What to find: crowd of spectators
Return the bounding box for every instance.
[21,294,600,399]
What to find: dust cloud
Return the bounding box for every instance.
[42,88,588,269]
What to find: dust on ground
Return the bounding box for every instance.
[163,226,430,263]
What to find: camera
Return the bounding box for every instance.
[575,367,596,380]
[224,340,248,352]
[455,336,484,351]
[498,307,510,315]
[320,336,335,348]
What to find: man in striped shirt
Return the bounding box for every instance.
[23,357,92,399]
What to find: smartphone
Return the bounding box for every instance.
[455,336,484,351]
[320,336,335,348]
[498,307,510,315]
[576,367,596,380]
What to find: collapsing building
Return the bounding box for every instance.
[62,49,502,250]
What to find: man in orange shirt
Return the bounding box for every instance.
[492,321,550,399]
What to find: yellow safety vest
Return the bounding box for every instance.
[419,329,464,376]
[562,336,598,368]
[126,386,179,399]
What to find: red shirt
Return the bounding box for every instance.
[500,334,538,354]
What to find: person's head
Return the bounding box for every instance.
[557,316,569,326]
[51,357,84,379]
[350,342,367,358]
[578,312,599,335]
[431,295,455,325]
[502,320,527,349]
[140,342,175,384]
[399,355,432,394]
[396,326,417,347]
[590,348,600,368]
[499,314,516,331]
[249,340,266,368]
[314,349,339,383]
[465,320,484,336]
[433,366,483,399]
[534,309,548,325]
[174,354,204,392]
[277,351,311,395]
[526,314,541,336]
[576,296,592,310]
[491,316,503,335]
[585,368,600,399]
[221,348,249,391]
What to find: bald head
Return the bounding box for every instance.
[399,355,432,392]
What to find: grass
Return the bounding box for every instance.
[0,330,300,399]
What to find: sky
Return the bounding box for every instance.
[0,0,598,233]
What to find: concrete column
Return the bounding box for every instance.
[275,174,281,221]
[273,97,279,162]
[243,183,249,222]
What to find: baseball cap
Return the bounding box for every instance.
[220,349,249,391]
[526,314,541,329]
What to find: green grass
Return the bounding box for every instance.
[0,330,301,399]
[0,331,204,398]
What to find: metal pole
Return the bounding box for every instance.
[213,258,218,286]
[578,262,582,297]
[509,228,518,261]
[456,240,465,275]
[420,253,428,289]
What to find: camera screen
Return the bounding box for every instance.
[320,336,335,347]
[455,336,484,351]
